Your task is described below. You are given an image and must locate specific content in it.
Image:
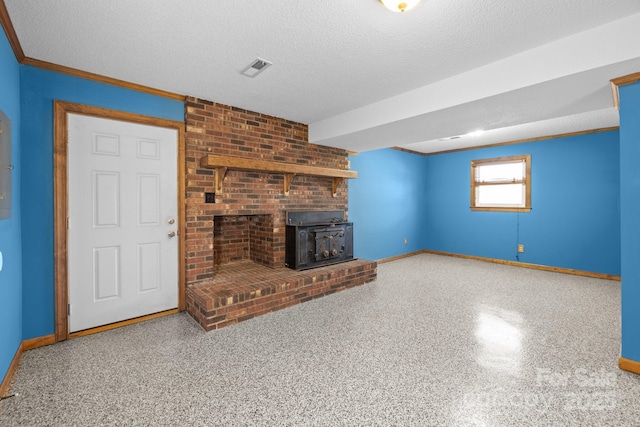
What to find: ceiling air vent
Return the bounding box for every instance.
[241,58,273,78]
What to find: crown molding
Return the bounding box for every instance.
[21,57,185,101]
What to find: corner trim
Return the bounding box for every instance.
[610,72,640,110]
[22,334,56,351]
[611,72,640,87]
[0,0,25,62]
[619,357,640,376]
[610,81,620,110]
[0,342,22,399]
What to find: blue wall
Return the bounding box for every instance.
[350,131,620,277]
[349,148,427,260]
[0,29,22,385]
[619,82,640,362]
[20,66,184,340]
[423,132,620,275]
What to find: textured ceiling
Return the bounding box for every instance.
[5,0,640,153]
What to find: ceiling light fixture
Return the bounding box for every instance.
[466,130,485,138]
[379,0,421,13]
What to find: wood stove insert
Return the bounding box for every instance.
[285,210,354,270]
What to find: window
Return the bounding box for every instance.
[470,154,531,212]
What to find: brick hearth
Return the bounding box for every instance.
[187,259,377,331]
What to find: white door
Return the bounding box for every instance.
[67,113,179,333]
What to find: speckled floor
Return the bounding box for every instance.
[2,254,639,426]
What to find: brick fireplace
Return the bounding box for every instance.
[183,97,377,330]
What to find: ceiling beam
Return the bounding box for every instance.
[310,13,640,152]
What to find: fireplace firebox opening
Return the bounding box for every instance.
[213,214,275,268]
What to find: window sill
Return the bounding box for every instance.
[471,207,531,213]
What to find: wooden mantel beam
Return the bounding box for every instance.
[200,154,357,197]
[200,154,357,178]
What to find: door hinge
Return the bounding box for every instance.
[68,303,71,316]
[67,217,70,230]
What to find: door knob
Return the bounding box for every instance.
[167,218,175,224]
[168,231,176,238]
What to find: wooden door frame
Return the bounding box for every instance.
[53,101,186,341]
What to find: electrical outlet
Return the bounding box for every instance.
[204,192,215,203]
[517,244,524,253]
[404,238,408,245]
